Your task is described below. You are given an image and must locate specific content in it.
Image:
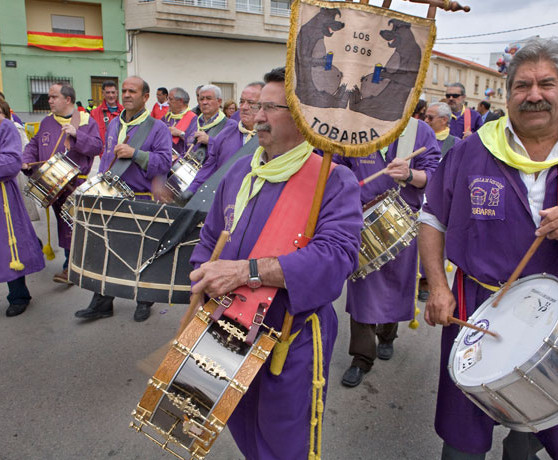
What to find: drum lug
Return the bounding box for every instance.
[250,345,271,361]
[216,319,247,342]
[172,340,192,357]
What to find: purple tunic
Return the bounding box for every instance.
[161,112,197,157]
[183,115,234,159]
[190,154,362,460]
[99,116,172,194]
[423,134,558,455]
[22,113,102,249]
[0,120,44,282]
[449,108,483,139]
[187,121,245,194]
[341,120,441,324]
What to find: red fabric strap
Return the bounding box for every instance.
[464,108,471,134]
[171,111,196,144]
[211,153,334,342]
[457,267,466,321]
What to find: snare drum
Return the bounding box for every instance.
[350,188,417,280]
[165,158,200,199]
[131,299,277,459]
[449,274,558,432]
[60,173,134,226]
[24,153,80,208]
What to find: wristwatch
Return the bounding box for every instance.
[247,258,262,289]
[405,168,414,183]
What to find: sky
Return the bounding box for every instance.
[385,0,556,66]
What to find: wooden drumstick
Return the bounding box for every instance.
[179,230,230,332]
[359,147,426,186]
[447,316,500,339]
[24,160,48,168]
[107,135,131,171]
[492,235,545,308]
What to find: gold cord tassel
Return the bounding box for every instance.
[409,251,421,329]
[2,183,25,271]
[42,207,55,260]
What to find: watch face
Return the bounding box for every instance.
[247,278,262,289]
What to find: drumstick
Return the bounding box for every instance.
[447,316,500,339]
[49,131,65,159]
[107,135,130,171]
[136,230,229,376]
[24,160,48,168]
[492,234,545,308]
[359,147,426,186]
[180,230,230,331]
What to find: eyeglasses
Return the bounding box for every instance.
[424,114,437,121]
[249,102,289,113]
[445,93,463,99]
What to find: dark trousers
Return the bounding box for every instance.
[7,276,31,305]
[63,249,70,270]
[442,431,543,459]
[349,318,398,371]
[91,292,153,310]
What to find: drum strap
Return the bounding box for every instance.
[395,117,419,160]
[210,153,335,345]
[63,110,81,151]
[108,116,156,179]
[171,111,196,144]
[464,108,471,135]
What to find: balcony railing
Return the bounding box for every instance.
[162,0,228,8]
[236,1,263,14]
[270,5,290,16]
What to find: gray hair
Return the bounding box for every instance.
[429,102,452,121]
[170,87,190,105]
[246,81,265,90]
[199,84,222,100]
[506,38,558,99]
[447,82,466,96]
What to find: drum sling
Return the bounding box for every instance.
[210,153,334,345]
[171,111,196,144]
[108,115,156,179]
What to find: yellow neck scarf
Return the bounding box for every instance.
[238,121,256,141]
[478,116,558,174]
[118,109,149,144]
[165,108,189,121]
[451,106,465,120]
[52,112,89,126]
[197,110,225,131]
[436,127,450,141]
[230,141,313,233]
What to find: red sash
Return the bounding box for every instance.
[464,108,471,135]
[210,153,334,344]
[171,111,196,144]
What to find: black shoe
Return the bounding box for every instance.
[6,303,29,317]
[377,342,394,360]
[133,302,152,322]
[75,293,113,319]
[341,366,367,388]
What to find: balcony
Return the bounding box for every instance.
[126,0,290,42]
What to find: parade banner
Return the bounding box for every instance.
[286,0,436,156]
[27,31,104,52]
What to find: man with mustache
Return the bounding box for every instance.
[185,82,264,197]
[419,38,558,459]
[189,67,362,459]
[74,76,172,323]
[446,82,483,139]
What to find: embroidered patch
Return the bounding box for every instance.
[468,176,505,220]
[223,204,235,233]
[106,135,114,153]
[41,131,51,146]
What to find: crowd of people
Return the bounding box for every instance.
[1,37,558,459]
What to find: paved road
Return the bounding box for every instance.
[0,206,551,460]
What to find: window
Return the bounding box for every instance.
[432,63,438,85]
[443,66,450,85]
[163,0,227,8]
[474,75,479,95]
[455,69,462,83]
[51,15,85,35]
[211,82,235,102]
[485,78,490,92]
[29,76,72,113]
[237,0,262,13]
[270,0,290,17]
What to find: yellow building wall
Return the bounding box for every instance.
[26,0,102,36]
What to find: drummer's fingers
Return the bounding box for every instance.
[424,307,435,327]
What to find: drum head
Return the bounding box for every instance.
[450,274,558,388]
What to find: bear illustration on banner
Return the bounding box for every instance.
[286,0,436,157]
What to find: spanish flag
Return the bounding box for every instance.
[27,31,104,52]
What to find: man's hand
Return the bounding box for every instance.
[462,130,473,139]
[61,124,77,138]
[537,206,558,240]
[386,157,411,181]
[169,126,184,138]
[194,131,209,145]
[190,260,249,298]
[114,143,135,159]
[22,163,30,170]
[424,285,456,326]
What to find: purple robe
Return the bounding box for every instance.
[161,112,197,157]
[22,113,102,249]
[0,120,44,282]
[423,134,558,455]
[341,120,441,324]
[187,121,245,194]
[99,116,172,194]
[449,108,483,139]
[190,154,362,459]
[183,115,234,159]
